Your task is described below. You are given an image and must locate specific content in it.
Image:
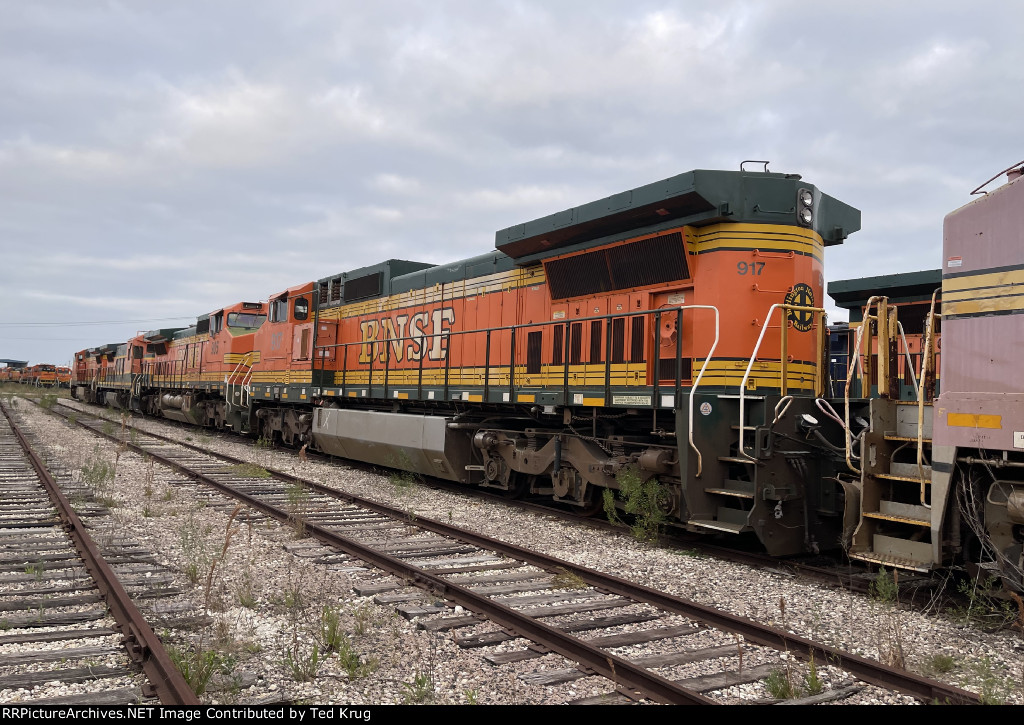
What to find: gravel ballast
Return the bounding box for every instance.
[4,396,1022,705]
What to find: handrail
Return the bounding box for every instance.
[917,287,941,508]
[843,296,881,474]
[224,352,253,411]
[668,305,720,478]
[322,308,677,400]
[738,303,825,460]
[241,365,254,407]
[315,306,743,407]
[895,321,919,398]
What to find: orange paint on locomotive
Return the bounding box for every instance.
[250,282,316,379]
[320,223,825,393]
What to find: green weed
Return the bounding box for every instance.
[551,568,587,590]
[401,672,434,704]
[283,642,321,682]
[764,667,799,699]
[179,511,210,585]
[319,605,344,653]
[169,645,224,696]
[352,603,376,636]
[282,583,303,611]
[229,463,270,479]
[928,653,956,675]
[675,548,703,558]
[869,567,906,668]
[602,466,668,542]
[386,451,418,492]
[968,656,1015,705]
[951,574,1018,630]
[80,456,115,490]
[869,566,899,603]
[804,658,824,696]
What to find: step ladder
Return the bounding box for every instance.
[686,395,764,535]
[849,399,936,572]
[845,291,940,572]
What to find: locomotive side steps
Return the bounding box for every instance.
[849,400,936,572]
[687,394,764,534]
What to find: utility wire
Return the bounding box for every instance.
[0,317,194,327]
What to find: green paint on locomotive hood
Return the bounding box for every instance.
[494,168,862,263]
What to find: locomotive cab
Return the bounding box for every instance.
[249,282,316,446]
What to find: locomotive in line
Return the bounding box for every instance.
[1,363,69,387]
[70,162,1024,592]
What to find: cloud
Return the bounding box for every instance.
[1,1,1023,367]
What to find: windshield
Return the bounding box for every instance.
[227,312,267,331]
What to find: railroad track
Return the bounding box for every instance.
[0,398,199,705]
[36,398,981,705]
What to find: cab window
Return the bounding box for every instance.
[270,297,288,322]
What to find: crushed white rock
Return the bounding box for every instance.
[3,397,1021,706]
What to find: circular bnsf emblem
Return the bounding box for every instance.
[785,283,815,332]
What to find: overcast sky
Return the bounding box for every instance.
[2,1,1022,366]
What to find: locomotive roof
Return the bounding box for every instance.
[829,269,942,310]
[143,328,185,343]
[494,168,861,263]
[311,169,862,309]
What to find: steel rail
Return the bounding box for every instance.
[108,435,713,703]
[0,399,200,706]
[54,400,982,704]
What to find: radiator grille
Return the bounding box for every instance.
[544,231,689,300]
[344,272,383,302]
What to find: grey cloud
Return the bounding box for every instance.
[1,0,1022,364]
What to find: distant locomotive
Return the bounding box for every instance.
[70,161,1024,591]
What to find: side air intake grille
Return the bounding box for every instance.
[344,272,383,302]
[544,232,689,300]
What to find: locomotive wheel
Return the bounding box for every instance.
[571,487,603,517]
[503,472,532,499]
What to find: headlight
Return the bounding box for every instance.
[799,208,813,225]
[799,189,813,207]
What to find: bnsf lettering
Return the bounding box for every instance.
[359,307,455,363]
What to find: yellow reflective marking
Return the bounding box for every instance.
[943,295,1024,316]
[947,413,1002,429]
[943,268,1024,292]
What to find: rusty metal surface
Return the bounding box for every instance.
[0,399,200,706]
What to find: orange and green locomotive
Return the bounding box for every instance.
[240,167,860,556]
[74,166,865,556]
